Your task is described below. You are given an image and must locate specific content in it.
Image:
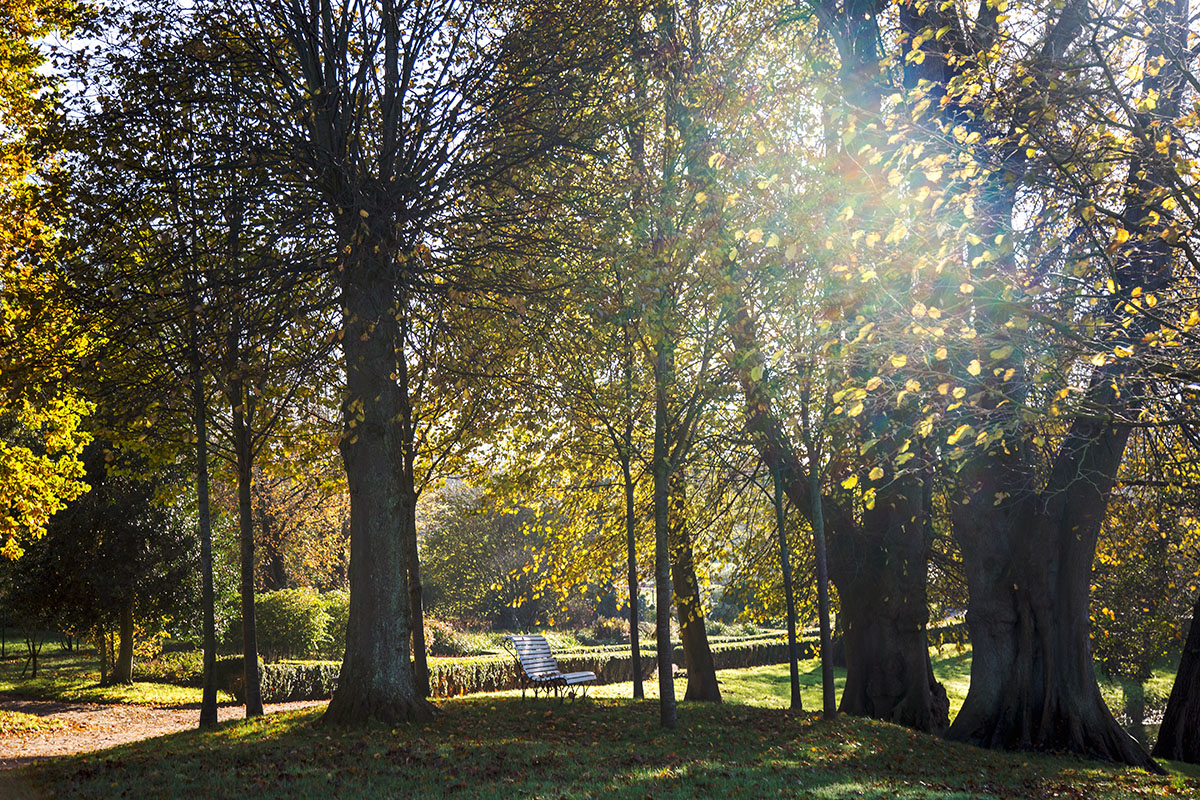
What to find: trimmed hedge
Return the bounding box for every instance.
[673,637,817,670]
[260,662,339,702]
[194,623,966,701]
[214,655,265,702]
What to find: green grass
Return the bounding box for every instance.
[23,688,1200,799]
[0,647,232,706]
[11,643,1200,798]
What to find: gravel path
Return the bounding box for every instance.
[0,695,326,770]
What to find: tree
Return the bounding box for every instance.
[0,0,91,561]
[0,443,197,685]
[218,0,613,723]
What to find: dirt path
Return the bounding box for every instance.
[0,694,327,770]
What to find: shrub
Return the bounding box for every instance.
[255,589,330,661]
[138,651,204,687]
[425,617,473,657]
[320,590,349,660]
[591,617,630,643]
[213,655,265,702]
[260,661,339,702]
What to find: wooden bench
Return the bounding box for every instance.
[502,634,596,700]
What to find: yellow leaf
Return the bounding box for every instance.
[841,475,859,489]
[891,353,908,368]
[967,359,981,375]
[1115,228,1131,244]
[869,467,884,481]
[935,346,948,360]
[947,424,972,445]
[866,376,883,391]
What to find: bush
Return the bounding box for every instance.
[255,589,330,661]
[260,661,339,702]
[213,655,265,702]
[321,590,349,660]
[425,617,474,657]
[591,617,630,643]
[139,651,204,687]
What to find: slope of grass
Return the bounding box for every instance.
[25,693,1200,800]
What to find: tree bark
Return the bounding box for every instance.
[830,476,948,734]
[622,453,644,700]
[725,295,945,732]
[946,414,1158,770]
[191,313,219,729]
[772,470,802,710]
[808,465,836,719]
[323,227,432,726]
[1152,591,1200,763]
[405,492,430,698]
[652,340,677,729]
[233,384,264,717]
[668,471,720,703]
[110,603,135,685]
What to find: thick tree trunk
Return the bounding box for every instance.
[1152,592,1200,763]
[725,297,945,732]
[109,603,135,685]
[668,472,720,703]
[323,232,432,726]
[830,477,948,734]
[947,417,1158,770]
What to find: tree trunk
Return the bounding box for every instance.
[652,341,677,729]
[808,463,836,719]
[110,603,135,685]
[772,470,802,710]
[233,382,264,717]
[622,454,644,700]
[259,513,288,591]
[725,296,944,732]
[947,416,1158,770]
[668,471,720,703]
[405,492,430,698]
[191,322,219,729]
[830,477,947,734]
[323,229,432,726]
[95,628,108,684]
[1152,591,1200,763]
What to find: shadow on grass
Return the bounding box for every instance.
[26,695,1198,800]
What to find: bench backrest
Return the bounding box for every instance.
[505,634,560,678]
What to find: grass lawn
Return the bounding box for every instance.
[15,663,1200,799]
[20,690,1199,799]
[0,647,232,706]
